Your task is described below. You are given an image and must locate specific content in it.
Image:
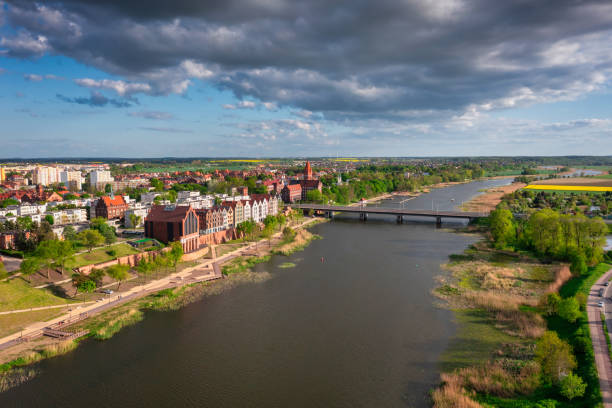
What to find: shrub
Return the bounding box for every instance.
[560,372,586,400]
[558,297,581,323]
[106,249,117,257]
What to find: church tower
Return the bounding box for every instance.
[304,161,313,180]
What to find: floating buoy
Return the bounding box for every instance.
[321,257,325,263]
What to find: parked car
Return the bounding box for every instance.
[598,301,605,308]
[605,282,609,287]
[101,289,114,295]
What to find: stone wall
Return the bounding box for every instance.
[198,229,237,246]
[76,247,170,275]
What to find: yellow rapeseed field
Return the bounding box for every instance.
[524,184,612,192]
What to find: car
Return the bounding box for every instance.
[101,289,114,295]
[605,282,609,287]
[598,301,605,308]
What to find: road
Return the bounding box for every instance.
[587,266,612,408]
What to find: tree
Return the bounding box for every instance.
[78,229,104,252]
[306,189,324,204]
[63,225,77,242]
[106,264,130,290]
[167,242,184,271]
[44,214,54,225]
[558,298,581,323]
[137,258,153,283]
[489,208,516,248]
[77,279,96,300]
[545,293,561,315]
[129,213,141,229]
[560,372,586,400]
[35,239,60,279]
[535,331,576,383]
[104,183,112,193]
[19,257,41,281]
[570,251,588,276]
[55,240,75,275]
[262,224,275,247]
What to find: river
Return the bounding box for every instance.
[0,179,511,408]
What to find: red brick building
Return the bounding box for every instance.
[94,195,128,220]
[145,205,200,253]
[297,179,323,201]
[281,184,302,203]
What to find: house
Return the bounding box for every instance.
[94,195,128,220]
[297,179,323,201]
[223,200,244,227]
[144,205,200,253]
[196,207,224,234]
[281,184,302,203]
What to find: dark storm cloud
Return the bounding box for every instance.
[3,0,612,120]
[56,91,133,107]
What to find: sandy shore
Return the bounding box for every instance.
[460,182,526,213]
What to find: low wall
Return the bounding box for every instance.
[199,229,237,246]
[182,246,210,262]
[76,247,170,275]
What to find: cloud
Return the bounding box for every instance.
[56,91,133,107]
[0,30,50,57]
[23,73,42,81]
[223,100,256,110]
[3,0,612,133]
[128,110,174,120]
[74,78,151,96]
[139,126,193,133]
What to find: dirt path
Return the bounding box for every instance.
[587,267,612,408]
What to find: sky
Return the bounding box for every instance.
[1,0,612,158]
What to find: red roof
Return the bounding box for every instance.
[285,184,302,192]
[101,195,126,207]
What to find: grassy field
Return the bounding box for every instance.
[65,243,140,269]
[0,309,66,338]
[0,279,74,312]
[522,187,611,194]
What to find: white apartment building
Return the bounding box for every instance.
[33,166,63,186]
[89,170,114,190]
[60,170,83,191]
[49,209,88,225]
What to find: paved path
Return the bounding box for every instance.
[587,266,612,408]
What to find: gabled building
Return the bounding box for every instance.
[94,195,128,220]
[281,184,302,203]
[145,205,200,253]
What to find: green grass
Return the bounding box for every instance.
[0,308,66,337]
[521,188,610,195]
[65,243,140,269]
[0,279,74,312]
[222,255,271,275]
[440,309,524,371]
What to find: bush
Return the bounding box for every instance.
[558,297,581,323]
[106,249,117,257]
[560,372,586,400]
[570,253,588,276]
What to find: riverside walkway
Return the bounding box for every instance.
[292,203,486,224]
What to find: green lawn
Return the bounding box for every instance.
[66,243,140,269]
[0,308,66,337]
[0,279,74,312]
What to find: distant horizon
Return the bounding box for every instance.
[1,155,612,162]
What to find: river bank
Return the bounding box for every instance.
[432,235,610,407]
[0,216,324,393]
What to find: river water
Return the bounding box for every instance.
[0,179,511,408]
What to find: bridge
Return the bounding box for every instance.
[292,204,486,225]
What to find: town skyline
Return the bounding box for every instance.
[2,1,612,157]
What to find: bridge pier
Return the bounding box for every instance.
[397,215,403,224]
[436,216,442,227]
[360,212,368,221]
[325,211,334,219]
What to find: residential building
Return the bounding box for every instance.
[60,170,83,191]
[145,205,200,253]
[0,167,5,182]
[90,170,114,190]
[94,195,128,220]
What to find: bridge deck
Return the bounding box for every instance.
[293,204,485,218]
